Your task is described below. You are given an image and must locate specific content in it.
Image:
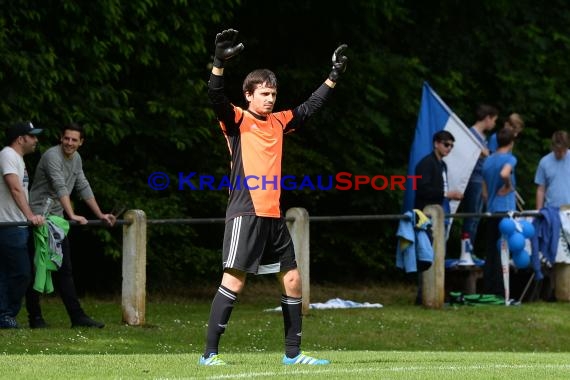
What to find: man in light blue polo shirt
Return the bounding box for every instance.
[535,131,570,209]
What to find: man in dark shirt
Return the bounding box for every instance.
[415,130,463,211]
[413,130,463,304]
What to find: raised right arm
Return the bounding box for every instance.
[207,29,245,130]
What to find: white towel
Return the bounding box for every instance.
[264,298,383,312]
[47,219,66,268]
[557,209,570,263]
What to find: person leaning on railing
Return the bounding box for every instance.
[25,122,116,329]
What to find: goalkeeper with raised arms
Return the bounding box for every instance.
[199,28,348,366]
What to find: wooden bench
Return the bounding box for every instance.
[445,265,483,295]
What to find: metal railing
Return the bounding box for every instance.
[4,207,566,324]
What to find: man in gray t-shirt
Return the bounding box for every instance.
[0,121,44,329]
[26,123,116,329]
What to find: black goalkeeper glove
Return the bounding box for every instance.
[328,44,348,82]
[213,29,245,68]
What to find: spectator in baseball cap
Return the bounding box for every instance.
[4,122,43,146]
[0,120,44,329]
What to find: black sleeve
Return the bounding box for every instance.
[285,83,334,133]
[415,157,444,202]
[208,73,239,134]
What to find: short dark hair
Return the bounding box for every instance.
[242,69,278,95]
[552,130,569,149]
[433,130,455,143]
[497,127,515,147]
[62,122,85,139]
[475,104,499,122]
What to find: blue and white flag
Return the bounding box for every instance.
[403,82,484,214]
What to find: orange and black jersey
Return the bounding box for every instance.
[208,73,333,220]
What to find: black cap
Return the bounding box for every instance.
[5,121,43,144]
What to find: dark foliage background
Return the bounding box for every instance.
[2,0,569,292]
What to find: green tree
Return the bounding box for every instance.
[4,0,570,288]
[0,0,241,287]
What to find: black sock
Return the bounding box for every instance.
[281,294,302,358]
[203,285,237,358]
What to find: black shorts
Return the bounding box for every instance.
[222,215,297,274]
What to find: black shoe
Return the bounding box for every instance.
[29,316,47,329]
[0,316,19,329]
[71,315,105,328]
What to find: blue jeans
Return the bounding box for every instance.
[0,227,31,319]
[462,181,484,245]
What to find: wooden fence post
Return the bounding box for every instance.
[286,207,311,315]
[122,209,147,325]
[422,204,445,309]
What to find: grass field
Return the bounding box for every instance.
[1,280,570,379]
[2,351,570,379]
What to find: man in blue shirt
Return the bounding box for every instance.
[461,104,498,250]
[535,131,570,209]
[482,127,517,296]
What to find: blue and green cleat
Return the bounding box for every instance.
[199,353,227,366]
[282,352,330,365]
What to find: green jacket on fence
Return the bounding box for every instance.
[33,215,70,294]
